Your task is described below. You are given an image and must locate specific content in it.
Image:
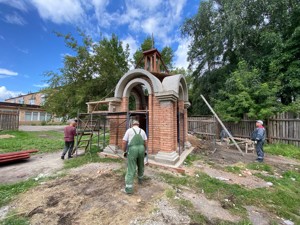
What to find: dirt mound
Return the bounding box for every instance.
[13,166,166,225]
[0,134,15,139]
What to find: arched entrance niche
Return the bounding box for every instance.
[123,78,152,132]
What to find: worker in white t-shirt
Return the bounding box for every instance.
[122,120,147,194]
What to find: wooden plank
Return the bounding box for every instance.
[200,95,244,156]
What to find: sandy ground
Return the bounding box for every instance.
[1,133,299,225]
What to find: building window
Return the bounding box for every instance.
[18,98,24,104]
[40,112,46,121]
[29,99,35,105]
[46,113,52,121]
[25,112,32,121]
[32,112,38,121]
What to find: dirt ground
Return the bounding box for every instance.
[1,134,299,225]
[0,152,64,184]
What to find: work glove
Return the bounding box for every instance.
[123,152,127,158]
[144,152,147,157]
[254,141,257,144]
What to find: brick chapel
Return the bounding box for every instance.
[88,49,190,165]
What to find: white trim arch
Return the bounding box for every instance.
[162,74,189,102]
[123,78,152,98]
[115,69,163,98]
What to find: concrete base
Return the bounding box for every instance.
[185,141,192,148]
[103,144,123,155]
[154,151,180,165]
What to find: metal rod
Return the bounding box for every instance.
[200,94,244,156]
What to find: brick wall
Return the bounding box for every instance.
[6,92,45,105]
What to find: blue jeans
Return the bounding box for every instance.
[256,141,264,160]
[62,141,74,158]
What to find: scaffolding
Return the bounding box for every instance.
[73,110,149,157]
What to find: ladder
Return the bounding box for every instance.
[73,114,101,154]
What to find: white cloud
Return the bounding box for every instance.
[14,46,29,54]
[3,12,26,25]
[128,0,163,11]
[120,0,187,46]
[33,83,49,88]
[122,35,138,58]
[173,37,190,69]
[0,0,28,12]
[91,0,109,26]
[0,86,23,101]
[30,0,85,24]
[0,68,18,76]
[121,35,138,68]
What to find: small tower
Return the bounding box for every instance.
[136,48,169,75]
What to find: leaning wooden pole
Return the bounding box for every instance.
[200,95,244,156]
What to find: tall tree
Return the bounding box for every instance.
[43,32,129,118]
[182,0,300,119]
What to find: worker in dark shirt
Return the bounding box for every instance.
[61,120,77,160]
[251,120,266,162]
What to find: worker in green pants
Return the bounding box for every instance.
[122,120,148,194]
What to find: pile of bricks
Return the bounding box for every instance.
[0,150,38,164]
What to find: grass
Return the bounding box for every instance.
[160,169,300,223]
[265,143,300,160]
[183,153,203,166]
[0,179,42,207]
[246,163,274,173]
[0,213,29,225]
[0,130,64,154]
[224,166,242,174]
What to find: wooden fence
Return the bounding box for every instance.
[0,111,19,131]
[188,112,300,147]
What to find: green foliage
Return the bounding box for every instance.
[224,166,242,174]
[183,0,300,118]
[264,143,300,160]
[0,179,39,207]
[0,131,63,154]
[184,153,202,166]
[0,214,29,225]
[159,173,189,187]
[165,189,175,199]
[214,61,280,121]
[246,163,273,173]
[160,169,300,223]
[43,32,130,118]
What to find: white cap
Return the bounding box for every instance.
[132,120,139,125]
[256,120,263,125]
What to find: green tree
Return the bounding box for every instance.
[43,32,129,118]
[182,0,300,118]
[214,61,280,121]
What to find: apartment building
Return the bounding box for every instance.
[2,92,54,125]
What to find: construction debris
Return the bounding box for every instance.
[0,150,38,164]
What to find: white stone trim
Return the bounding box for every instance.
[115,69,163,98]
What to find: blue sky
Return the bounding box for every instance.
[0,0,199,101]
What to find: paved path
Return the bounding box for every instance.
[19,125,65,132]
